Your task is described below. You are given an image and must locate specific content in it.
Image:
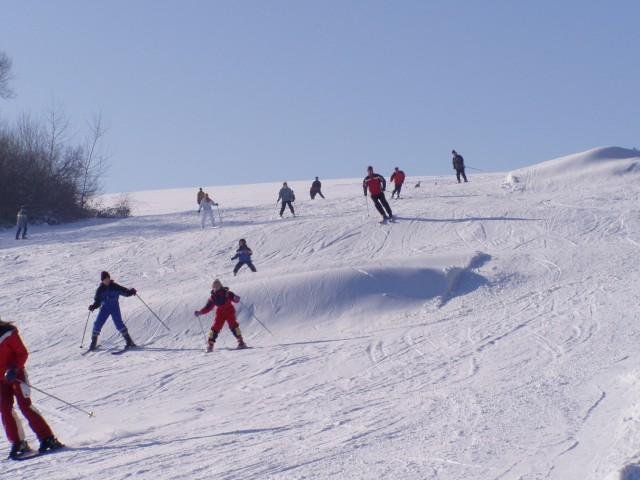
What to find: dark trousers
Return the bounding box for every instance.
[310,190,325,199]
[280,201,295,216]
[456,168,468,183]
[234,261,257,275]
[371,193,392,219]
[15,226,27,239]
[391,183,403,198]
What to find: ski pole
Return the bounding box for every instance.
[80,311,92,349]
[216,204,222,224]
[466,166,484,171]
[195,313,207,342]
[20,380,95,417]
[242,303,274,337]
[136,295,171,332]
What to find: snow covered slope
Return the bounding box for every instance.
[1,148,640,479]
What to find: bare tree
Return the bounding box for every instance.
[79,114,108,208]
[0,51,14,100]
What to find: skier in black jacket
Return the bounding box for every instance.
[452,150,468,183]
[310,177,325,199]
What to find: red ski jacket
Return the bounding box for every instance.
[0,324,28,380]
[198,288,240,316]
[390,170,405,185]
[363,173,386,196]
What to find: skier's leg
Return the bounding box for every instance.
[200,213,205,229]
[379,194,393,217]
[397,184,403,198]
[227,315,246,347]
[0,381,25,443]
[319,191,325,199]
[22,225,27,239]
[310,191,315,200]
[92,308,110,336]
[13,373,53,441]
[372,196,386,218]
[279,203,285,216]
[456,170,461,183]
[15,227,21,240]
[462,169,468,182]
[248,262,257,272]
[208,315,225,350]
[288,202,295,215]
[233,262,243,276]
[111,305,135,346]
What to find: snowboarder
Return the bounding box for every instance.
[277,182,295,217]
[390,167,406,199]
[232,239,257,276]
[199,193,218,228]
[87,271,137,351]
[196,188,205,212]
[452,150,468,183]
[15,207,27,240]
[194,279,247,352]
[0,318,64,459]
[363,166,393,222]
[310,177,325,199]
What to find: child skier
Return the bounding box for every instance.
[87,271,137,351]
[199,193,218,228]
[0,318,64,459]
[194,279,247,352]
[231,239,257,276]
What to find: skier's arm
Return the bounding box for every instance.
[228,291,240,303]
[362,178,368,196]
[197,298,215,315]
[379,175,387,191]
[89,287,101,311]
[9,329,29,371]
[231,253,239,260]
[114,282,135,297]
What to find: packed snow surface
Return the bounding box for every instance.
[2,147,640,479]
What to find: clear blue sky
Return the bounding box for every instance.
[1,0,638,193]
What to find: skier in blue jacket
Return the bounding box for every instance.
[232,239,257,276]
[87,271,137,351]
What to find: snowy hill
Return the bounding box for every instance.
[2,148,640,479]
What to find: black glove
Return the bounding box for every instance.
[5,368,19,382]
[129,288,137,296]
[88,304,98,312]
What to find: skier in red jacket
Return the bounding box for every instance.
[194,279,247,352]
[389,167,406,199]
[363,165,393,222]
[0,319,64,459]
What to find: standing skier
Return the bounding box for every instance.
[15,207,28,240]
[389,167,406,199]
[0,318,64,459]
[196,188,205,212]
[232,239,257,276]
[199,193,218,228]
[452,150,468,183]
[309,177,325,199]
[194,279,247,352]
[363,166,393,222]
[87,271,137,351]
[277,182,296,218]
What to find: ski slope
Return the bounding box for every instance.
[1,146,640,479]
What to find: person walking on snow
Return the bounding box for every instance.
[196,188,205,213]
[194,279,247,352]
[15,207,28,240]
[199,193,218,228]
[87,271,137,351]
[0,318,64,459]
[452,150,468,183]
[232,239,257,276]
[310,177,325,199]
[277,182,295,217]
[363,166,393,222]
[390,167,406,199]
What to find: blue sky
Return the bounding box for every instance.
[1,0,638,193]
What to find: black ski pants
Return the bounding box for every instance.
[280,201,295,216]
[310,190,325,199]
[234,261,257,275]
[371,193,392,219]
[15,225,27,239]
[456,168,468,183]
[391,183,403,198]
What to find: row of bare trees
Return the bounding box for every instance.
[0,51,116,225]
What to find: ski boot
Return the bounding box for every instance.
[38,436,64,454]
[123,331,136,349]
[9,440,32,460]
[232,326,248,349]
[88,334,99,351]
[206,330,218,353]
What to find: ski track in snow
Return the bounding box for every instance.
[2,151,640,479]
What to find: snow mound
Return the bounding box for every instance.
[503,146,640,192]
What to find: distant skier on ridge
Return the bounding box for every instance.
[309,177,325,199]
[0,317,64,459]
[452,150,468,183]
[196,188,205,213]
[87,271,137,351]
[389,167,406,199]
[194,279,247,352]
[277,182,296,218]
[363,166,393,222]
